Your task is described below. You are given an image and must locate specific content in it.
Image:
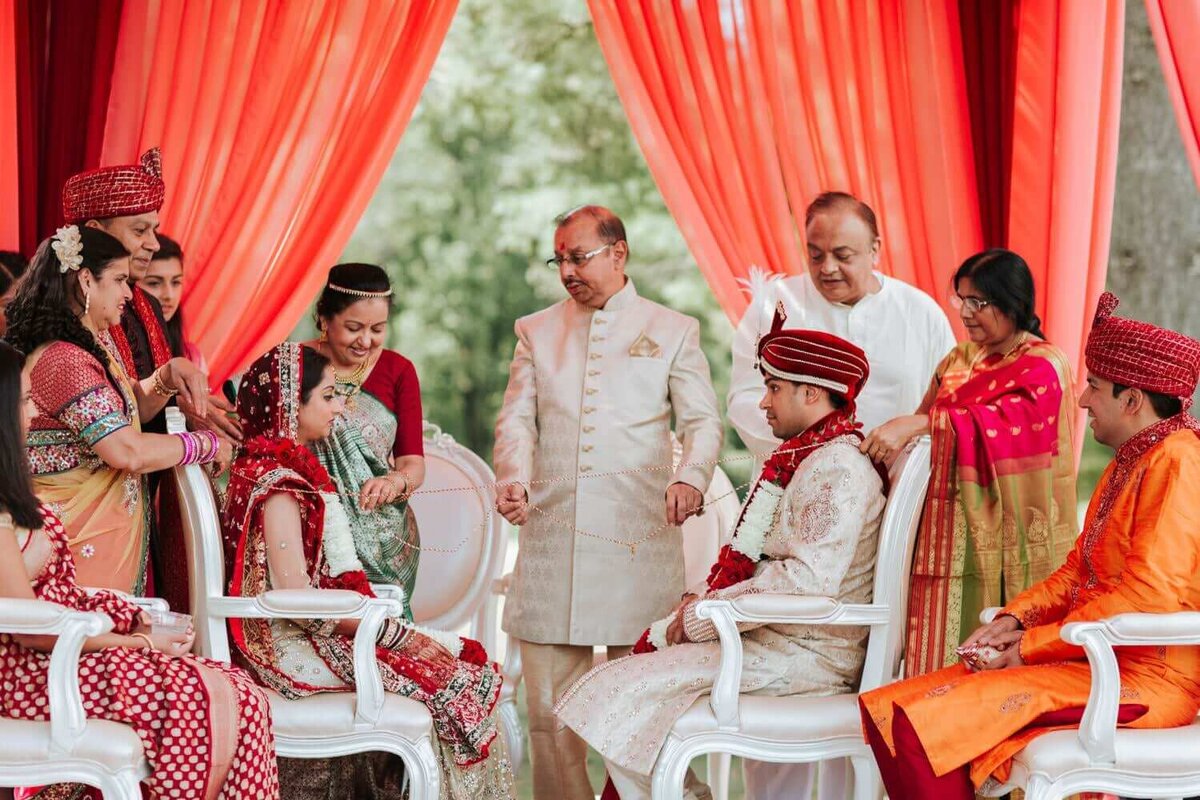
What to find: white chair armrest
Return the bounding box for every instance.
[1060,611,1200,765]
[370,584,405,601]
[0,599,112,755]
[696,594,890,729]
[207,589,404,726]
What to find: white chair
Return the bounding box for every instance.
[649,436,933,800]
[405,421,514,757]
[166,409,441,800]
[975,608,1200,800]
[0,599,147,798]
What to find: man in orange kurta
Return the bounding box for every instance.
[859,292,1200,797]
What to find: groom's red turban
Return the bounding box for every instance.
[757,302,869,401]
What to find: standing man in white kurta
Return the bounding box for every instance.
[727,192,956,800]
[494,205,724,800]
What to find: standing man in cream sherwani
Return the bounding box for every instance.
[494,205,724,800]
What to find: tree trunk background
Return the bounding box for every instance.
[1109,0,1200,409]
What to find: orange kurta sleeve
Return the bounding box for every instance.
[1018,437,1200,664]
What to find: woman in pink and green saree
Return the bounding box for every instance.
[862,249,1079,677]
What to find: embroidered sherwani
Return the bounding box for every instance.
[860,416,1200,789]
[494,279,723,646]
[554,436,885,776]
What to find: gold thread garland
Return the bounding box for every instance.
[226,444,819,557]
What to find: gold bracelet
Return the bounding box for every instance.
[130,632,154,650]
[152,367,178,398]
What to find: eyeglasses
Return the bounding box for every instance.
[545,242,614,269]
[950,294,991,314]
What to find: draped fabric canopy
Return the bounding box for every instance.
[588,0,983,327]
[1145,0,1200,191]
[589,0,1125,390]
[1,0,457,385]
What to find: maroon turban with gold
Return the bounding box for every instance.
[1085,291,1200,407]
[62,147,165,224]
[756,302,869,405]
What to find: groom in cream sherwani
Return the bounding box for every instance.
[494,205,724,800]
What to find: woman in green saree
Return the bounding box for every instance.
[304,263,425,610]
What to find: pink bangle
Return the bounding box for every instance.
[176,432,196,465]
[196,430,219,464]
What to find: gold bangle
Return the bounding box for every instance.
[152,367,178,398]
[130,632,154,650]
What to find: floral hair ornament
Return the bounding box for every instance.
[52,225,84,273]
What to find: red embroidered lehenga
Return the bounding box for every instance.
[222,343,513,800]
[8,505,279,800]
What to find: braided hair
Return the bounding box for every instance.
[4,227,130,381]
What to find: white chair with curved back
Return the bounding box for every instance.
[166,408,442,800]
[0,600,147,798]
[975,607,1200,800]
[648,436,933,800]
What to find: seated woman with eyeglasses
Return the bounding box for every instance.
[859,249,1079,678]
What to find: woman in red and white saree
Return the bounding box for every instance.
[223,343,513,800]
[0,341,278,800]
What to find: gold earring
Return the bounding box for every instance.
[319,327,327,344]
[84,290,91,316]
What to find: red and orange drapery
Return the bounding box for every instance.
[1,0,457,385]
[589,0,1125,390]
[1145,0,1200,191]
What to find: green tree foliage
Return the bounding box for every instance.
[309,0,750,485]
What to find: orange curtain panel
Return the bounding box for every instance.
[1145,0,1200,192]
[586,0,984,325]
[99,0,458,385]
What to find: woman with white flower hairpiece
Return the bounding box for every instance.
[554,310,887,800]
[222,343,514,800]
[4,226,231,594]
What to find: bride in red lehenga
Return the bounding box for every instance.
[0,341,279,800]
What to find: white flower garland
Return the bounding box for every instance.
[729,480,783,561]
[648,616,673,651]
[320,491,367,577]
[320,492,462,656]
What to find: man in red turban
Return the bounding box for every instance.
[557,304,888,800]
[62,149,239,439]
[859,292,1200,798]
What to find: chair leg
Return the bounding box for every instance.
[651,737,693,800]
[97,770,144,800]
[402,737,443,800]
[706,752,730,800]
[850,755,881,800]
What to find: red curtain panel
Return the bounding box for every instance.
[99,0,458,385]
[12,0,123,255]
[1004,0,1125,386]
[1145,0,1200,191]
[0,0,18,251]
